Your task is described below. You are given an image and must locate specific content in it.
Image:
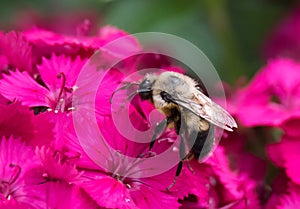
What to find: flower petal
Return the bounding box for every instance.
[0,31,33,73]
[81,176,139,209]
[0,70,49,107]
[37,54,87,91]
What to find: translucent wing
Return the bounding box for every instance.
[166,90,237,132]
[193,90,237,131]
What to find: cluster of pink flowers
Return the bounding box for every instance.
[1,6,300,207]
[0,23,258,209]
[227,6,300,209]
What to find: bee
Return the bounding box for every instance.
[112,71,237,189]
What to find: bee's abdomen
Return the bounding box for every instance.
[191,126,215,160]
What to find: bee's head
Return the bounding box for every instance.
[138,75,156,100]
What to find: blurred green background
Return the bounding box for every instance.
[0,0,298,83]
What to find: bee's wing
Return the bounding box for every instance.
[173,90,237,132]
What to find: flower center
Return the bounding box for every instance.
[106,150,157,190]
[0,164,21,201]
[50,72,75,113]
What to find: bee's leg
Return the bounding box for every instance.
[137,118,168,158]
[167,132,186,191]
[149,118,168,150]
[167,160,183,191]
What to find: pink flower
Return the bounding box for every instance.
[0,54,87,113]
[229,58,300,127]
[267,135,300,185]
[0,136,44,208]
[23,25,140,59]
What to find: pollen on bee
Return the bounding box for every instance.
[199,120,210,131]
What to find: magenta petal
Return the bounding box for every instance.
[29,112,55,147]
[280,138,300,185]
[286,157,300,185]
[0,70,49,107]
[267,136,300,185]
[0,31,33,73]
[0,54,8,72]
[36,146,83,183]
[0,136,38,179]
[130,184,180,209]
[0,103,55,147]
[230,58,300,127]
[0,103,35,142]
[46,112,73,149]
[0,201,33,209]
[237,105,287,126]
[281,115,300,137]
[37,182,99,209]
[23,27,91,50]
[97,25,141,58]
[63,123,100,170]
[23,28,68,46]
[95,68,126,116]
[172,165,211,205]
[222,134,267,182]
[37,54,87,91]
[81,176,139,209]
[97,115,148,157]
[23,27,94,58]
[206,147,243,199]
[277,191,300,209]
[267,142,285,168]
[266,179,299,209]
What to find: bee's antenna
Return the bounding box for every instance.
[115,88,153,111]
[119,90,138,109]
[110,82,139,104]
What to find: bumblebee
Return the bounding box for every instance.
[137,71,237,188]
